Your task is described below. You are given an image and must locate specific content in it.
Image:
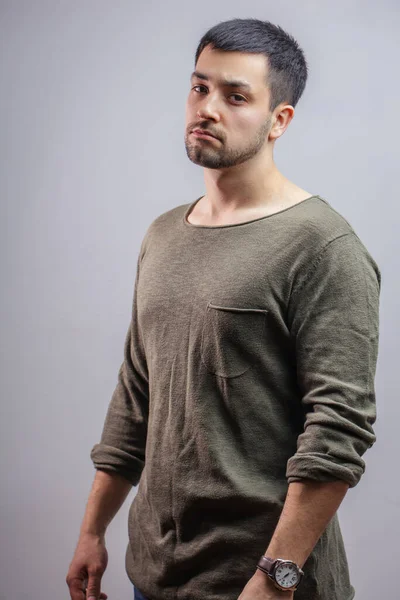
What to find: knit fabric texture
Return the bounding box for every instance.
[90,194,381,600]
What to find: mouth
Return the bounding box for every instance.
[191,129,219,141]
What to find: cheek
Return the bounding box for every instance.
[241,112,263,130]
[185,101,196,123]
[232,120,258,142]
[231,107,261,130]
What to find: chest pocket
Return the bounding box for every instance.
[200,301,269,378]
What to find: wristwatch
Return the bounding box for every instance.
[256,555,304,592]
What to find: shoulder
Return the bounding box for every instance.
[137,201,190,260]
[147,201,190,234]
[286,196,381,293]
[306,196,379,261]
[289,195,356,244]
[150,201,190,228]
[289,195,378,261]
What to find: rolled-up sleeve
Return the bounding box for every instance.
[286,232,381,488]
[90,248,149,486]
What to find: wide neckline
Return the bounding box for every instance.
[183,195,321,229]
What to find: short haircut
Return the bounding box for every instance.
[194,18,309,112]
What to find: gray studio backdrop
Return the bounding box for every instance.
[0,2,398,599]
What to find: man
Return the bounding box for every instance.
[66,18,381,600]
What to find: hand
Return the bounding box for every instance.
[237,568,294,600]
[66,533,109,600]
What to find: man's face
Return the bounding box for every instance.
[184,46,274,169]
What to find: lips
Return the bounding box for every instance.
[192,128,219,140]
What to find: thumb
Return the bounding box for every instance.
[86,574,101,600]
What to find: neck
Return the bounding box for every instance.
[203,161,288,213]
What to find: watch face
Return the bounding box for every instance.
[274,561,300,589]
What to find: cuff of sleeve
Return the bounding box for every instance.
[90,443,144,487]
[286,453,365,488]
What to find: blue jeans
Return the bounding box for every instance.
[133,584,149,600]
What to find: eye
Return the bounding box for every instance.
[230,94,247,103]
[191,85,246,103]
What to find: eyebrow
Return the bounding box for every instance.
[190,70,253,92]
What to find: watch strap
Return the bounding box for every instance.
[257,555,276,575]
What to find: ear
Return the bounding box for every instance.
[269,105,295,141]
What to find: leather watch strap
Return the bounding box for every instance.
[257,555,275,574]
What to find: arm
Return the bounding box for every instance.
[239,480,349,599]
[263,479,349,568]
[239,232,381,599]
[268,231,380,568]
[66,470,132,600]
[90,243,150,485]
[79,469,133,539]
[285,232,381,489]
[67,239,150,600]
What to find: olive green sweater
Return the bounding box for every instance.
[90,194,381,600]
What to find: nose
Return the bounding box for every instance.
[196,95,221,121]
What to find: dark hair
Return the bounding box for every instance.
[194,18,309,112]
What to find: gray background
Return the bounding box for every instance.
[0,1,398,599]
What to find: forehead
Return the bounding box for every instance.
[193,46,268,92]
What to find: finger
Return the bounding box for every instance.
[86,574,101,600]
[67,577,87,600]
[86,591,107,600]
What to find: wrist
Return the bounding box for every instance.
[254,567,293,595]
[79,529,106,541]
[254,567,273,585]
[256,555,304,593]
